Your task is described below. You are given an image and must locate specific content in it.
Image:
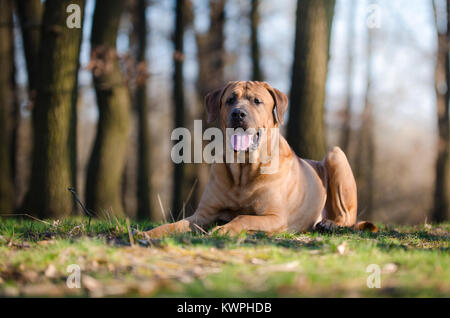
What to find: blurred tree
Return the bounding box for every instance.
[185,0,226,210]
[432,0,450,222]
[130,0,153,220]
[339,0,355,154]
[172,0,188,219]
[355,20,375,220]
[16,0,42,96]
[0,0,15,213]
[21,0,85,217]
[250,0,263,81]
[286,0,336,160]
[86,0,131,217]
[15,0,43,208]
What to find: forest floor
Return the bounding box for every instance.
[0,217,448,297]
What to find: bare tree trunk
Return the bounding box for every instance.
[432,0,450,222]
[15,0,42,210]
[172,0,187,219]
[339,0,355,154]
[131,0,153,220]
[15,0,42,95]
[355,20,375,220]
[21,0,85,218]
[250,0,263,81]
[86,0,131,217]
[0,0,15,214]
[187,0,226,209]
[286,0,336,160]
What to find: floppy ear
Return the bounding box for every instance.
[262,82,289,125]
[204,82,235,124]
[204,88,223,124]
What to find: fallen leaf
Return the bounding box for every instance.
[82,275,101,292]
[383,263,398,274]
[45,264,58,278]
[337,241,347,255]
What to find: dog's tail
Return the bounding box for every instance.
[352,221,378,233]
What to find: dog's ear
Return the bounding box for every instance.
[204,82,235,124]
[262,82,289,125]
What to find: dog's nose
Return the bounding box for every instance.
[231,108,247,121]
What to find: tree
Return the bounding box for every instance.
[85,0,131,217]
[21,0,85,218]
[172,0,188,219]
[130,0,153,220]
[186,0,226,209]
[286,0,336,160]
[354,20,376,220]
[16,0,42,95]
[339,0,356,154]
[0,0,15,213]
[250,0,263,81]
[432,0,450,222]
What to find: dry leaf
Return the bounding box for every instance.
[383,263,398,273]
[337,241,347,255]
[45,264,57,278]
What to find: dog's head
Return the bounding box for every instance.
[204,81,288,152]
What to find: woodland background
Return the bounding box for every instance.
[1,0,450,225]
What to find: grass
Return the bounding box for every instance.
[0,216,448,297]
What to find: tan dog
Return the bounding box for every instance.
[144,81,376,238]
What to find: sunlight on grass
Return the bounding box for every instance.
[0,217,448,297]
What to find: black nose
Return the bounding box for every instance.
[231,108,247,121]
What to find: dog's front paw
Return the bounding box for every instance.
[143,223,173,239]
[210,225,240,236]
[314,219,338,232]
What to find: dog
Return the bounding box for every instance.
[143,81,377,238]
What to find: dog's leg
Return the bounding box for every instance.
[320,147,377,233]
[143,210,218,238]
[323,146,358,227]
[211,214,285,236]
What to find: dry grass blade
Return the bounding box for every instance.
[0,214,51,225]
[126,218,134,246]
[179,178,198,221]
[157,193,168,223]
[192,223,208,235]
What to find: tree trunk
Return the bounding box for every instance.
[21,0,85,218]
[15,0,43,209]
[432,0,450,222]
[354,17,375,220]
[172,0,187,219]
[190,0,226,209]
[0,0,15,214]
[286,0,336,160]
[85,0,131,217]
[339,0,355,154]
[16,0,42,95]
[250,0,263,81]
[131,0,153,220]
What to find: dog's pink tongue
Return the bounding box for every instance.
[232,134,250,151]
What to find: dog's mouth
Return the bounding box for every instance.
[231,130,261,152]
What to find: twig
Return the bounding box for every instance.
[0,213,51,225]
[68,187,94,227]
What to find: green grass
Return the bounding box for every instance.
[0,216,448,297]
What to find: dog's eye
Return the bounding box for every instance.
[254,98,262,105]
[226,96,236,105]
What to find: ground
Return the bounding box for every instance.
[0,217,448,297]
